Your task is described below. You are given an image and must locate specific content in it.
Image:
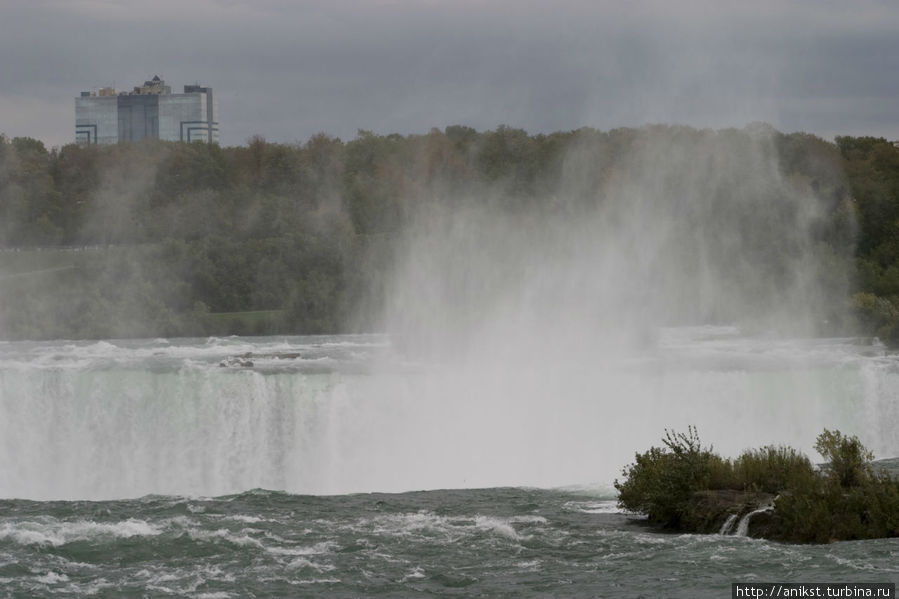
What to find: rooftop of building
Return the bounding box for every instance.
[79,76,211,98]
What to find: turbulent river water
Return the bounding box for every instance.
[1,329,898,596]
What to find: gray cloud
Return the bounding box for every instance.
[1,0,897,147]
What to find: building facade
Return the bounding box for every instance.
[76,76,219,144]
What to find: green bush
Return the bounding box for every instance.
[814,428,874,488]
[773,429,899,542]
[773,470,899,543]
[733,445,816,494]
[616,428,899,542]
[615,427,729,528]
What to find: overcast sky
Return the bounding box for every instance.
[1,0,897,148]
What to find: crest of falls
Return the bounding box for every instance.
[0,333,897,501]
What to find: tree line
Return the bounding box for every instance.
[0,125,897,341]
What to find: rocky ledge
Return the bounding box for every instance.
[685,490,776,536]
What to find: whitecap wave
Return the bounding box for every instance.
[0,518,162,547]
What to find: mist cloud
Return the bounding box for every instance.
[384,124,854,362]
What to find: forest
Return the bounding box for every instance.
[0,125,897,341]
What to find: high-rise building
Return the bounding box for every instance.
[76,76,219,144]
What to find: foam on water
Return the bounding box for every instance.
[0,518,162,547]
[474,516,522,540]
[564,500,621,514]
[0,487,897,597]
[34,571,69,584]
[224,514,265,524]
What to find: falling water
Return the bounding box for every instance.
[718,514,739,535]
[0,331,896,501]
[735,506,775,537]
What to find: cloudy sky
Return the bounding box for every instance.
[1,0,897,148]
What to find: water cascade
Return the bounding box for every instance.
[1,333,896,501]
[735,506,775,537]
[718,514,739,535]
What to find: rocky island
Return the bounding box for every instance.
[615,428,899,543]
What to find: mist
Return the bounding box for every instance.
[385,124,854,358]
[360,123,866,490]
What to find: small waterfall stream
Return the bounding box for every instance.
[718,513,739,535]
[735,506,774,537]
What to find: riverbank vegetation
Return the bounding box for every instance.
[0,126,897,340]
[615,428,899,543]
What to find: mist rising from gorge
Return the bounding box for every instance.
[0,125,855,345]
[360,124,866,489]
[384,124,855,361]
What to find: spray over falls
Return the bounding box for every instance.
[1,125,894,502]
[386,125,852,355]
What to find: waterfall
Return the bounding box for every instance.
[718,514,738,535]
[735,506,773,537]
[0,333,896,501]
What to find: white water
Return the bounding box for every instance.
[0,329,897,500]
[718,514,738,535]
[735,506,774,537]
